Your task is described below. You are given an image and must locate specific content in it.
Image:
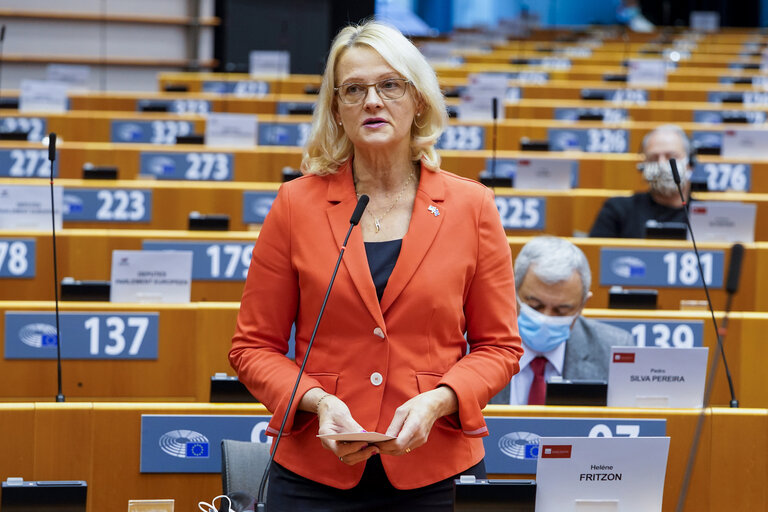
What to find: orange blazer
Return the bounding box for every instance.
[230,160,522,490]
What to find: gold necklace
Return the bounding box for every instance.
[357,172,415,233]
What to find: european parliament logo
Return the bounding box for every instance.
[611,256,646,279]
[498,431,541,460]
[146,156,176,176]
[19,323,57,349]
[159,430,210,458]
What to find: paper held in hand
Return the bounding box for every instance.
[317,432,396,443]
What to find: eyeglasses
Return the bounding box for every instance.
[334,78,411,104]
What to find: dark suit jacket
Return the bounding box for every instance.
[230,160,523,490]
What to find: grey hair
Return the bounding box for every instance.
[514,236,591,302]
[641,124,691,158]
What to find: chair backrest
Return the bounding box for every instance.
[221,439,271,498]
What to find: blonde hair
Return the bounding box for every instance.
[301,20,448,176]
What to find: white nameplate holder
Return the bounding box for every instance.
[515,158,573,189]
[689,201,756,243]
[205,113,258,147]
[627,59,667,86]
[721,129,768,159]
[0,185,62,231]
[249,50,290,78]
[535,436,670,512]
[46,64,91,91]
[459,73,508,120]
[110,250,192,303]
[607,346,709,408]
[19,79,69,113]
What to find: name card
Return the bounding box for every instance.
[46,64,91,90]
[608,346,709,408]
[485,158,579,187]
[19,80,69,113]
[548,128,629,153]
[139,152,233,181]
[436,125,485,150]
[138,414,665,474]
[205,113,257,147]
[459,73,508,120]
[4,311,159,359]
[0,238,36,278]
[692,162,751,192]
[136,99,211,114]
[0,116,47,142]
[689,201,756,243]
[249,50,290,77]
[554,108,628,122]
[599,248,724,288]
[202,80,269,96]
[111,120,194,144]
[63,189,152,223]
[535,436,669,512]
[242,191,278,224]
[141,240,254,281]
[0,148,56,178]
[0,185,62,230]
[721,129,768,159]
[627,59,667,86]
[596,319,704,348]
[110,250,193,303]
[494,196,546,230]
[258,122,311,146]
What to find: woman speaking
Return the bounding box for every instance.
[230,20,522,511]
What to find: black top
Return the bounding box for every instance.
[364,239,402,301]
[589,192,687,238]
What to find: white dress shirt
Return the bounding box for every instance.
[507,340,567,405]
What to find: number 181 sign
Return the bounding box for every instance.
[599,248,724,288]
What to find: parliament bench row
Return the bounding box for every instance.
[0,300,763,407]
[1,232,761,310]
[0,402,764,512]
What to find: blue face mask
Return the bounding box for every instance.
[517,302,575,353]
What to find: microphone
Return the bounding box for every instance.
[725,243,744,295]
[254,194,369,510]
[0,25,5,106]
[48,133,65,403]
[490,97,498,190]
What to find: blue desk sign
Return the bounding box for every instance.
[548,128,629,153]
[276,102,315,115]
[436,125,485,150]
[139,152,233,181]
[705,91,768,105]
[691,130,722,151]
[258,122,311,146]
[599,248,725,288]
[63,189,152,222]
[483,417,666,474]
[0,116,47,141]
[139,414,664,474]
[509,71,549,84]
[494,196,546,230]
[140,415,273,473]
[4,311,159,359]
[242,191,278,224]
[693,110,766,124]
[486,158,579,187]
[0,238,35,278]
[202,80,270,95]
[580,88,648,105]
[597,318,704,347]
[136,99,211,114]
[553,108,629,122]
[111,120,195,144]
[691,162,751,192]
[0,148,57,178]
[142,240,254,281]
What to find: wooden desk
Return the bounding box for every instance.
[0,403,763,512]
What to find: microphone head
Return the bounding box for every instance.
[1,25,5,42]
[48,132,57,161]
[492,97,498,120]
[725,243,745,294]
[350,194,369,226]
[669,158,681,185]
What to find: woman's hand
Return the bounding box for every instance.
[314,393,379,465]
[376,386,458,456]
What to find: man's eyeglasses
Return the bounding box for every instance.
[334,78,411,104]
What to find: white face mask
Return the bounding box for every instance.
[641,157,689,195]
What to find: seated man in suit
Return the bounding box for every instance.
[491,237,634,405]
[589,124,692,238]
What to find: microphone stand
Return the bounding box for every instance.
[490,96,498,192]
[254,195,369,511]
[48,133,65,402]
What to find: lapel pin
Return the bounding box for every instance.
[427,205,440,217]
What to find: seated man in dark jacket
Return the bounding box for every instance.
[589,124,692,238]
